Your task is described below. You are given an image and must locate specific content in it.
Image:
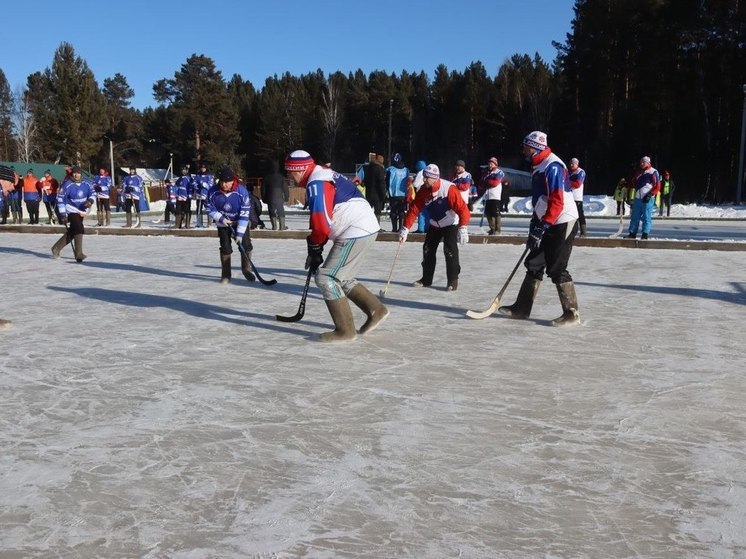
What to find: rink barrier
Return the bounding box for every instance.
[2,223,745,251]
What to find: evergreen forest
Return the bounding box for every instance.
[1,0,744,202]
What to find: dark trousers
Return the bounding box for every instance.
[616,201,625,216]
[368,199,383,223]
[575,200,586,230]
[176,200,191,217]
[485,199,501,217]
[525,220,578,284]
[660,195,672,216]
[125,199,140,215]
[67,212,85,235]
[389,197,407,231]
[165,202,175,222]
[26,200,40,224]
[421,225,460,285]
[217,226,253,255]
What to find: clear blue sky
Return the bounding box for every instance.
[2,0,575,110]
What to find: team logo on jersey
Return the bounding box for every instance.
[76,189,84,197]
[223,203,233,212]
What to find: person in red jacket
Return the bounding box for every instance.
[398,164,471,291]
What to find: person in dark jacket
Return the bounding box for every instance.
[261,161,289,230]
[363,154,387,226]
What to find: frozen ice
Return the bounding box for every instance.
[0,230,745,558]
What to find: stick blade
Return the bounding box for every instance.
[465,301,499,320]
[276,312,302,323]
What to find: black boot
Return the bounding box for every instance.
[347,284,389,335]
[220,254,232,284]
[551,282,580,326]
[498,274,541,319]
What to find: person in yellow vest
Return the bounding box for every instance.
[613,178,628,216]
[659,170,675,216]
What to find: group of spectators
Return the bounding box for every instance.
[354,153,512,236]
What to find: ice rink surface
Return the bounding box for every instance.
[1,232,745,558]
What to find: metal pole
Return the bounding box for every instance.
[387,98,393,165]
[736,84,746,205]
[109,139,115,187]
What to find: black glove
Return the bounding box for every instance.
[84,200,93,208]
[305,237,324,271]
[527,219,549,250]
[94,185,102,192]
[642,194,652,203]
[124,186,133,193]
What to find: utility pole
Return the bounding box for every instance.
[387,98,394,166]
[736,84,746,205]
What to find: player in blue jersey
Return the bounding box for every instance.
[51,166,96,262]
[174,166,192,229]
[121,166,144,228]
[386,153,409,232]
[92,167,113,226]
[205,167,254,284]
[192,163,213,228]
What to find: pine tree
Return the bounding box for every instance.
[0,69,15,160]
[27,42,107,168]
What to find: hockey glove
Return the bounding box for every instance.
[305,237,324,271]
[527,219,550,250]
[398,227,409,244]
[84,200,94,209]
[642,194,652,203]
[457,226,469,245]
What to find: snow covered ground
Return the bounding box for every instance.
[1,231,745,558]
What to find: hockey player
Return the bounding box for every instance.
[205,167,254,284]
[452,159,473,206]
[498,131,580,326]
[51,166,96,262]
[92,167,112,226]
[626,156,661,239]
[481,157,505,234]
[398,163,471,291]
[285,149,388,342]
[191,163,213,228]
[39,170,60,224]
[121,166,144,228]
[174,166,192,229]
[568,158,587,237]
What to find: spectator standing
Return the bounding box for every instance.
[659,170,675,217]
[613,178,628,216]
[385,152,409,232]
[262,161,289,230]
[399,164,471,291]
[499,131,580,326]
[411,160,429,233]
[92,167,112,226]
[363,153,386,226]
[205,167,254,284]
[568,158,587,237]
[192,163,213,228]
[501,179,511,213]
[121,166,144,228]
[285,150,388,342]
[626,156,661,239]
[481,156,505,235]
[39,169,60,224]
[22,169,40,224]
[452,159,473,206]
[51,166,96,262]
[249,184,266,230]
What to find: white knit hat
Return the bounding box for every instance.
[423,163,440,179]
[640,156,651,165]
[523,131,548,151]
